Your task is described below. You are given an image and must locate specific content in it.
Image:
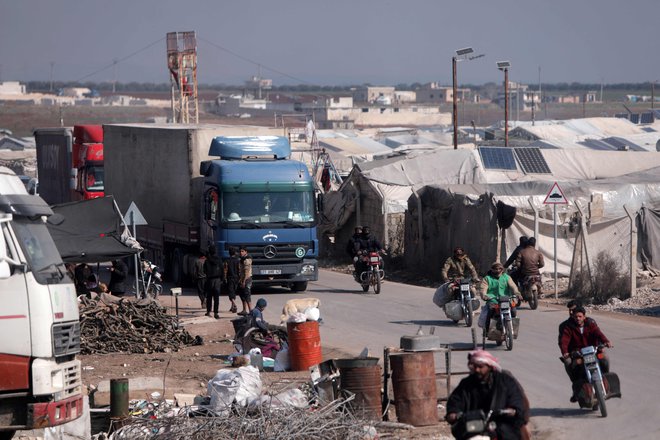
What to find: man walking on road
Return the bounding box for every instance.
[238,246,253,316]
[203,246,223,319]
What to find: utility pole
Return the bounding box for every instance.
[112,59,118,93]
[452,56,458,149]
[49,62,55,92]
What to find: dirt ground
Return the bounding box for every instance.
[80,290,453,439]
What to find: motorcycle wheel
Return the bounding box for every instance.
[505,320,514,351]
[529,286,539,310]
[594,380,608,417]
[464,300,473,328]
[373,270,381,294]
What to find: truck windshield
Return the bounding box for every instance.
[12,217,68,285]
[85,166,104,192]
[222,191,315,225]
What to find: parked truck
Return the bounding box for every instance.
[0,167,83,438]
[104,124,318,291]
[34,125,104,205]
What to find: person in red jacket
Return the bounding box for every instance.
[558,306,613,400]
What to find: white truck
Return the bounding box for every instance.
[0,167,83,439]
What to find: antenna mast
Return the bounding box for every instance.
[167,31,199,124]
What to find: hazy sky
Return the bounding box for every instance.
[1,0,658,87]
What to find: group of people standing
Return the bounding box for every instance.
[194,245,254,319]
[70,258,129,298]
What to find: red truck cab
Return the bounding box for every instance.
[72,125,104,200]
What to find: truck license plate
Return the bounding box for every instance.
[261,269,282,275]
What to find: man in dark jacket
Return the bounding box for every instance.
[446,349,526,440]
[108,259,128,297]
[203,245,224,319]
[193,253,206,308]
[504,236,528,285]
[225,246,240,314]
[515,237,544,278]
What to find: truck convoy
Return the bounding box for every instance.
[0,168,83,438]
[104,124,318,291]
[34,125,104,205]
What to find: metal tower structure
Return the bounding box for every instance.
[166,31,199,124]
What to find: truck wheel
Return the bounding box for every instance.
[291,281,308,292]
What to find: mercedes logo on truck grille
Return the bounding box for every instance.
[263,245,277,259]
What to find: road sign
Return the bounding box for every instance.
[543,182,568,205]
[124,202,148,226]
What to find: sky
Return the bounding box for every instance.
[1,0,658,87]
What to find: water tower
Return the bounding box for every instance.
[166,31,199,123]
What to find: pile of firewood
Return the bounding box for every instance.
[79,295,198,355]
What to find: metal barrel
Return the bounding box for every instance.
[389,351,438,426]
[339,364,383,421]
[287,320,322,371]
[110,378,129,418]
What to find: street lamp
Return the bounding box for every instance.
[453,47,474,149]
[497,61,511,147]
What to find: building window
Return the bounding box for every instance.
[362,108,369,113]
[394,108,399,112]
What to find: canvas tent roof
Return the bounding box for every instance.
[47,196,141,263]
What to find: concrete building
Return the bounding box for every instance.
[0,81,26,95]
[416,82,471,103]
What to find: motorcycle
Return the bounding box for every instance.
[519,274,541,310]
[451,408,517,440]
[444,278,480,328]
[565,345,621,418]
[139,259,163,299]
[354,250,384,294]
[482,295,519,351]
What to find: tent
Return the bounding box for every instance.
[47,196,142,263]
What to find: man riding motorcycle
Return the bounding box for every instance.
[558,306,613,402]
[478,262,521,331]
[504,236,528,285]
[441,247,479,300]
[354,226,385,276]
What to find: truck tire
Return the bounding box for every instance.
[291,281,308,292]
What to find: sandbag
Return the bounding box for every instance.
[304,307,321,321]
[433,282,452,308]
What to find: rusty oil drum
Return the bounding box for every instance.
[336,359,382,420]
[389,351,438,426]
[287,320,322,371]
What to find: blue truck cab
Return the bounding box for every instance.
[199,136,318,291]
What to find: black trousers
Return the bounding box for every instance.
[206,278,222,314]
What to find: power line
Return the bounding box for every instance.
[197,36,314,85]
[74,37,165,83]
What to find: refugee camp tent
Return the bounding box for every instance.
[47,196,141,263]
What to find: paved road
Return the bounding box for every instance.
[258,269,660,440]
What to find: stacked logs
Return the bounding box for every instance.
[79,295,197,355]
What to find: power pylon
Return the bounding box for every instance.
[166,31,199,124]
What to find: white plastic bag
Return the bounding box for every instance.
[288,311,307,323]
[304,306,320,321]
[274,344,290,372]
[250,388,309,410]
[433,282,452,308]
[207,366,262,412]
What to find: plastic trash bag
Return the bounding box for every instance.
[288,311,307,323]
[304,307,320,321]
[207,366,262,412]
[274,343,290,372]
[250,388,309,410]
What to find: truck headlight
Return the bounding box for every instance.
[301,264,316,274]
[51,369,64,390]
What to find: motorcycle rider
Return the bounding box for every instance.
[478,262,521,331]
[442,247,479,301]
[446,349,526,440]
[355,226,385,275]
[504,236,528,285]
[558,306,613,401]
[515,237,544,283]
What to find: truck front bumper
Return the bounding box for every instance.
[252,258,318,284]
[28,394,83,428]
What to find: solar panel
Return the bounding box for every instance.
[514,148,551,174]
[630,114,640,124]
[642,127,657,133]
[478,147,517,170]
[615,113,629,119]
[640,112,654,124]
[602,137,645,151]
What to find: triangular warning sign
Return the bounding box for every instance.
[124,202,148,226]
[543,182,568,205]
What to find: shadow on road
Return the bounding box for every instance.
[530,407,586,418]
[390,319,457,327]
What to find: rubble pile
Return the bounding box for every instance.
[79,295,198,355]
